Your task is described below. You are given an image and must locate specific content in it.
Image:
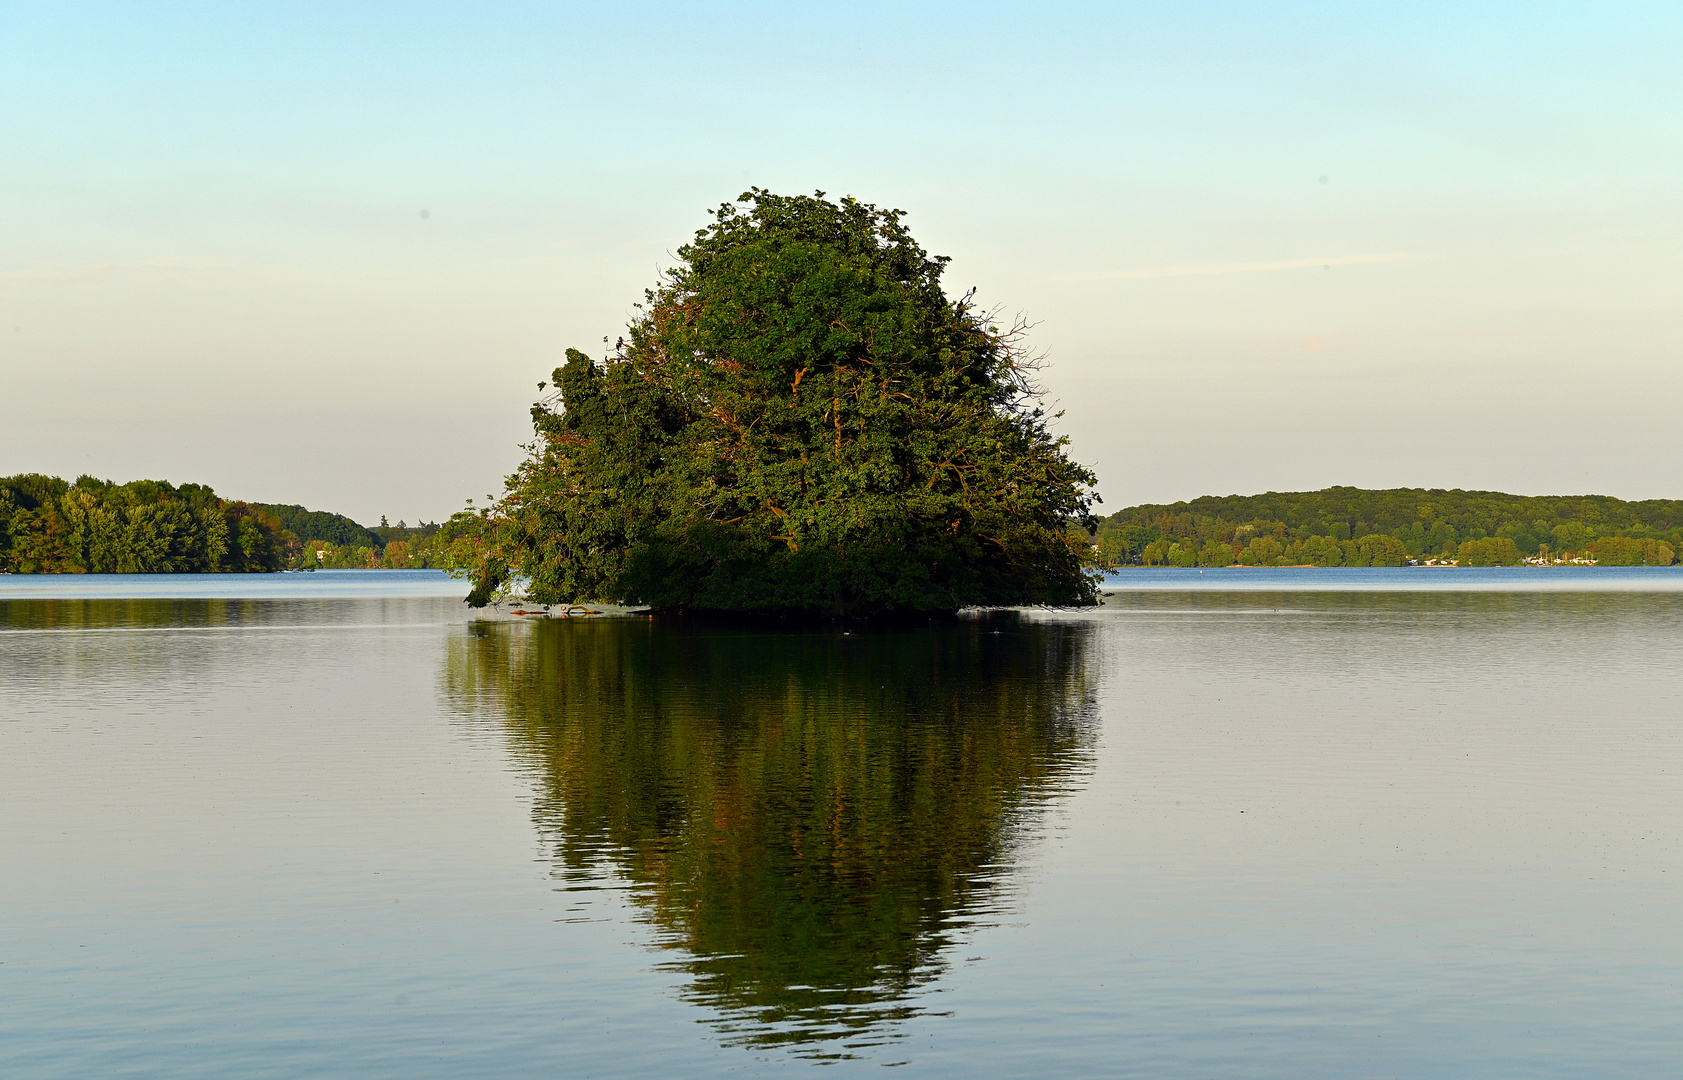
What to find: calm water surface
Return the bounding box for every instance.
[3,571,1681,1076]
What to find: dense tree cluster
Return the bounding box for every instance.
[0,473,453,573]
[457,190,1098,615]
[290,515,455,570]
[0,473,287,573]
[1091,487,1681,567]
[257,504,382,550]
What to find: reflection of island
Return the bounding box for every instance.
[445,613,1097,1058]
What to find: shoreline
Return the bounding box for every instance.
[1102,562,1646,570]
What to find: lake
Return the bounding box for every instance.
[3,570,1681,1076]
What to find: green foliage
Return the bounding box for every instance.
[1300,535,1344,566]
[0,474,290,574]
[1456,536,1525,566]
[0,474,456,574]
[1197,539,1234,567]
[1551,521,1591,553]
[1236,535,1283,565]
[299,520,453,570]
[1092,486,1683,567]
[1587,536,1675,566]
[256,504,380,549]
[1349,533,1410,567]
[458,190,1099,615]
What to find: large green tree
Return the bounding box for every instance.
[461,190,1099,615]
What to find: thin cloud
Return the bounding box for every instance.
[1105,252,1415,281]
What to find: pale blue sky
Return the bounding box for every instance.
[4,2,1680,523]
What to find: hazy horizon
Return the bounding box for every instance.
[5,3,1680,524]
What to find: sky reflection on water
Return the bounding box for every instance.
[2,579,1681,1076]
[0,568,470,600]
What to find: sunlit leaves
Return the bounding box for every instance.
[464,190,1098,614]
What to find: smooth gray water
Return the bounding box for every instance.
[0,568,473,600]
[1101,564,1683,590]
[3,572,1681,1076]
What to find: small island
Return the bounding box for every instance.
[450,190,1098,617]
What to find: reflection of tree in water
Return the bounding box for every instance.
[445,612,1097,1059]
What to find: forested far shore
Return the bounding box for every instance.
[1090,486,1681,567]
[11,475,1681,576]
[0,473,459,573]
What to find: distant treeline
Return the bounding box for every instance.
[258,503,456,571]
[1092,487,1680,568]
[0,473,458,573]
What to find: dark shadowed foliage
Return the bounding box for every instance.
[452,190,1098,616]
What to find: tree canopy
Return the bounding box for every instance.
[1091,486,1683,567]
[0,473,454,573]
[459,190,1098,615]
[0,473,281,574]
